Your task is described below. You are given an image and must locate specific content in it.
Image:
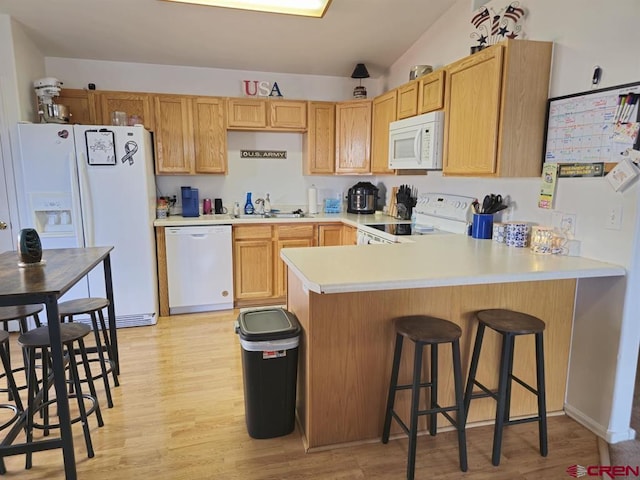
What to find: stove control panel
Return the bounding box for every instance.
[414,193,474,222]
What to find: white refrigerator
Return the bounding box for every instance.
[14,123,159,327]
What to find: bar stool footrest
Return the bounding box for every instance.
[30,393,100,431]
[505,416,543,427]
[394,381,434,392]
[0,403,21,430]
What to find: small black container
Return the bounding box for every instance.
[236,308,300,439]
[17,228,42,265]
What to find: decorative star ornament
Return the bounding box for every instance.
[470,1,526,51]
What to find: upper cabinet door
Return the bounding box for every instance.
[396,80,419,119]
[418,69,445,114]
[270,100,307,130]
[98,91,154,130]
[305,101,336,174]
[56,89,98,125]
[371,90,397,175]
[227,98,267,129]
[193,97,227,174]
[443,39,552,177]
[443,45,504,176]
[154,95,194,175]
[335,100,372,174]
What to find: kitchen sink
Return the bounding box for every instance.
[267,212,312,218]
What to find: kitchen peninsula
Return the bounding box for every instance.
[280,235,626,451]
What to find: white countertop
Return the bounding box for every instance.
[153,211,396,228]
[280,234,626,294]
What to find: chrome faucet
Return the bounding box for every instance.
[254,198,265,215]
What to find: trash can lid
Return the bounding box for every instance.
[237,308,301,341]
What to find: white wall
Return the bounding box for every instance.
[11,17,45,121]
[0,15,45,251]
[45,57,383,100]
[157,131,360,213]
[385,0,640,443]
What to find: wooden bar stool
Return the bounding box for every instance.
[58,298,118,408]
[19,322,104,469]
[0,305,43,400]
[463,308,548,466]
[382,315,468,479]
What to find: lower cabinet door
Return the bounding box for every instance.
[233,239,273,300]
[275,238,314,297]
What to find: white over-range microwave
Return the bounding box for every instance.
[388,111,444,170]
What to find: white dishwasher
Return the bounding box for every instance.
[165,225,234,314]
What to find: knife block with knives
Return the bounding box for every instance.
[395,184,417,220]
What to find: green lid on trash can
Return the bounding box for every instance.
[237,308,300,341]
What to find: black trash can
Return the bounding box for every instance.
[236,307,301,439]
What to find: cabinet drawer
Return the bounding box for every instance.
[276,224,315,239]
[233,225,272,240]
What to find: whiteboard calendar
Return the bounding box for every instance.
[543,81,640,165]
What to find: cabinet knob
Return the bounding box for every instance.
[0,221,7,230]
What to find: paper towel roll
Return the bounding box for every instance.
[308,185,318,214]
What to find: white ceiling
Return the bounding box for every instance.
[0,0,457,78]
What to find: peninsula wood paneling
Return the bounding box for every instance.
[288,273,575,449]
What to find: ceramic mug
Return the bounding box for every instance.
[506,222,531,247]
[493,222,506,243]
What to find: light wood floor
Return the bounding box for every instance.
[1,310,601,479]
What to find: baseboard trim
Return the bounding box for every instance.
[565,404,636,443]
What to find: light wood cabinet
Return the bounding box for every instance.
[233,223,316,305]
[227,98,306,131]
[317,224,344,246]
[335,100,372,174]
[274,224,315,297]
[193,97,227,174]
[154,95,194,174]
[317,224,357,246]
[342,224,357,245]
[396,80,419,119]
[227,98,267,128]
[270,100,307,129]
[97,91,154,130]
[304,101,336,174]
[154,95,227,175]
[233,225,274,301]
[56,88,98,124]
[443,39,552,177]
[417,69,445,114]
[371,90,397,175]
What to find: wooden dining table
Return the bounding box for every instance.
[0,246,117,480]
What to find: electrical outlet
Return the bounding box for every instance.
[605,205,623,230]
[560,213,577,237]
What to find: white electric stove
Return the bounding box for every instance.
[356,193,474,244]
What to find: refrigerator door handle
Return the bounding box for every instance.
[69,150,87,247]
[76,151,95,247]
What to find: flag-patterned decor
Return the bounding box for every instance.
[470,2,526,50]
